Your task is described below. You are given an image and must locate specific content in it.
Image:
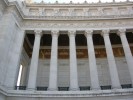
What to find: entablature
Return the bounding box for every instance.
[3,0,133,21]
[25,2,133,17]
[22,19,133,30]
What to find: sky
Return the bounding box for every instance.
[32,0,132,3]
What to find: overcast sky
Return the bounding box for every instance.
[32,0,132,3]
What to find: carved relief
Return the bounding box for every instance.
[54,9,60,16]
[89,8,99,16]
[95,48,107,58]
[118,7,128,15]
[29,8,39,16]
[22,20,133,29]
[75,9,83,16]
[103,8,113,15]
[60,9,69,16]
[26,6,130,17]
[24,47,131,59]
[45,9,54,16]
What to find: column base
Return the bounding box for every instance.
[112,86,122,90]
[48,88,58,91]
[69,87,80,91]
[27,88,36,91]
[91,87,101,90]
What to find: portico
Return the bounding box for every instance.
[0,0,133,99]
[19,29,133,91]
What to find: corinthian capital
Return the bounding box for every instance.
[101,29,110,36]
[68,30,76,37]
[34,30,43,36]
[51,30,59,36]
[85,30,93,37]
[117,29,126,36]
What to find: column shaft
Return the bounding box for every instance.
[118,29,133,85]
[102,30,121,89]
[48,31,58,91]
[69,31,79,90]
[27,30,42,90]
[85,31,100,90]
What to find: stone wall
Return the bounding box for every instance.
[36,57,131,87]
[0,93,5,100]
[0,0,6,20]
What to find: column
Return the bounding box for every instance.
[48,30,59,91]
[69,31,79,91]
[27,30,42,90]
[118,29,133,85]
[101,30,121,89]
[85,30,100,90]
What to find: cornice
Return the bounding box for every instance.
[8,1,25,19]
[3,0,133,21]
[3,0,9,5]
[26,2,133,8]
[24,14,133,21]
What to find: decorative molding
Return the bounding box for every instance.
[24,14,133,20]
[3,0,133,23]
[22,20,133,29]
[101,29,110,36]
[26,1,133,5]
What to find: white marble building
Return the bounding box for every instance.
[0,0,133,100]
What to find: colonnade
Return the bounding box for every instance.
[27,29,133,91]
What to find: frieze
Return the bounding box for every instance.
[24,14,133,20]
[22,20,133,29]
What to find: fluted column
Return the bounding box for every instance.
[69,31,79,91]
[118,29,133,85]
[48,30,59,91]
[101,30,121,89]
[85,30,100,90]
[27,30,42,90]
